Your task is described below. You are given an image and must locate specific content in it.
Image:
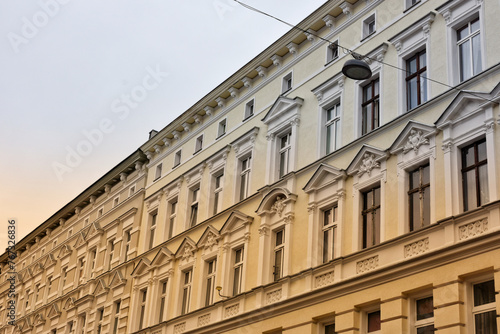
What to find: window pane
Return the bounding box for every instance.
[411,192,421,230]
[457,25,469,40]
[367,311,381,332]
[323,231,329,263]
[325,323,336,334]
[408,57,417,74]
[459,41,471,81]
[477,140,487,162]
[474,311,497,334]
[416,297,434,320]
[326,124,333,154]
[422,165,430,184]
[478,164,489,205]
[472,34,482,75]
[407,77,418,109]
[420,70,427,103]
[417,325,435,334]
[471,19,480,32]
[474,280,495,306]
[423,186,430,227]
[463,144,475,167]
[465,170,477,210]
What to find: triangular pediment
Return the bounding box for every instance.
[175,237,197,262]
[33,313,45,326]
[109,270,127,288]
[19,268,32,281]
[262,96,303,125]
[73,231,87,249]
[92,279,108,296]
[17,317,32,331]
[347,145,388,176]
[390,121,436,155]
[32,262,44,276]
[131,258,151,277]
[435,90,493,128]
[57,244,72,259]
[220,211,254,236]
[63,297,76,310]
[303,164,346,193]
[151,247,174,267]
[42,254,56,269]
[47,304,61,319]
[86,221,103,239]
[197,226,220,251]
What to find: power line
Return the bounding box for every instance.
[233,0,498,105]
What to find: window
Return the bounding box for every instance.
[414,296,434,333]
[47,276,53,295]
[112,300,121,334]
[139,289,147,329]
[324,323,336,334]
[213,173,224,215]
[244,99,254,120]
[363,14,376,38]
[361,78,380,135]
[362,186,381,249]
[322,205,338,263]
[155,163,162,180]
[232,247,244,296]
[149,212,157,249]
[406,50,427,110]
[282,72,293,93]
[34,283,40,302]
[205,259,217,306]
[84,218,89,226]
[124,230,131,262]
[325,102,341,154]
[278,131,292,178]
[159,280,168,322]
[97,208,103,217]
[217,119,227,138]
[89,249,97,278]
[472,280,497,333]
[195,135,203,153]
[462,139,489,211]
[96,308,104,334]
[405,0,420,10]
[68,321,74,333]
[78,258,85,281]
[273,229,285,281]
[24,290,30,311]
[457,18,482,82]
[168,199,177,239]
[326,41,339,63]
[367,310,381,333]
[239,156,252,200]
[408,164,430,231]
[189,187,199,227]
[181,270,192,315]
[108,239,115,269]
[113,196,119,207]
[129,185,136,196]
[61,267,68,290]
[174,150,181,167]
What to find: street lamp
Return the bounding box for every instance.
[342,53,372,80]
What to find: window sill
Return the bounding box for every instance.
[172,163,180,169]
[360,31,376,43]
[243,114,254,122]
[216,133,226,140]
[281,88,292,95]
[325,56,339,66]
[193,148,202,155]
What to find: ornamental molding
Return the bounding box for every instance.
[287,42,299,56]
[256,65,267,78]
[356,255,379,274]
[225,304,240,318]
[315,271,334,288]
[358,153,380,176]
[174,322,186,334]
[404,238,429,258]
[198,314,211,327]
[347,145,387,177]
[322,14,335,30]
[266,289,282,304]
[197,226,221,252]
[228,87,239,98]
[270,197,286,217]
[403,129,429,154]
[242,76,253,89]
[271,54,282,68]
[390,121,436,155]
[175,237,197,262]
[459,219,488,240]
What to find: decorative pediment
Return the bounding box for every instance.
[63,297,76,310]
[347,145,388,177]
[42,254,56,269]
[197,226,221,251]
[256,188,297,216]
[92,279,108,296]
[262,96,303,136]
[33,313,45,326]
[47,304,61,319]
[86,221,103,239]
[57,244,72,260]
[390,121,436,155]
[108,270,127,288]
[150,247,174,267]
[175,237,197,262]
[131,258,152,277]
[31,262,44,276]
[73,231,87,249]
[19,268,32,281]
[17,317,32,332]
[303,164,346,193]
[220,211,254,236]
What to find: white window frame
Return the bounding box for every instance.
[282,72,293,94]
[362,13,376,39]
[277,130,292,179]
[158,280,168,322]
[195,135,203,154]
[189,185,200,228]
[411,294,434,333]
[363,308,381,334]
[244,99,255,120]
[148,210,158,250]
[272,228,285,282]
[107,238,115,270]
[138,288,147,330]
[155,163,162,181]
[211,170,224,215]
[231,128,258,202]
[238,155,252,201]
[112,300,121,334]
[180,269,192,315]
[468,278,497,334]
[173,150,182,168]
[123,230,131,262]
[96,307,104,334]
[167,197,178,239]
[232,246,244,296]
[204,258,217,306]
[326,40,339,64]
[217,118,227,138]
[321,204,338,263]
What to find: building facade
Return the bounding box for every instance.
[1,0,500,333]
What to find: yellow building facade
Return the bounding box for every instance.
[1,0,500,333]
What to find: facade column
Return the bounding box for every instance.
[380,296,408,333]
[433,280,466,334]
[335,309,360,334]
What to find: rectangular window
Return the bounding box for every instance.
[325,323,336,334]
[78,258,85,281]
[168,199,177,239]
[239,156,252,201]
[362,186,381,249]
[406,50,427,110]
[367,310,381,333]
[233,247,244,296]
[415,296,434,333]
[112,300,121,334]
[149,212,157,249]
[327,41,339,63]
[189,187,199,227]
[195,135,203,153]
[34,283,40,302]
[113,196,119,207]
[408,164,430,231]
[108,239,115,269]
[405,0,420,9]
[279,131,292,178]
[282,73,293,93]
[205,259,217,306]
[325,102,341,154]
[181,270,192,315]
[457,18,482,82]
[362,78,380,135]
[89,249,97,278]
[462,139,489,211]
[244,99,254,120]
[363,14,376,38]
[472,280,497,333]
[217,119,227,138]
[322,205,338,263]
[61,267,68,290]
[273,229,285,281]
[96,308,104,334]
[159,280,168,322]
[97,208,103,218]
[155,163,162,180]
[124,231,131,262]
[129,185,136,196]
[139,289,147,329]
[47,276,53,295]
[213,173,224,215]
[174,150,181,167]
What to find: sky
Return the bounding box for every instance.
[0,0,327,250]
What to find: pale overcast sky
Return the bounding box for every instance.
[0,0,327,249]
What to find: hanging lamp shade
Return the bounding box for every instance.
[342,59,372,80]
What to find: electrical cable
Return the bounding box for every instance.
[232,0,499,105]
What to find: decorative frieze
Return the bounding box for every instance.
[459,219,488,240]
[356,255,379,274]
[225,304,239,318]
[174,322,186,334]
[315,271,334,288]
[198,314,210,327]
[403,130,429,154]
[404,238,429,258]
[358,153,380,176]
[266,289,282,304]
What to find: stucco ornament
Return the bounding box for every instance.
[204,232,218,250]
[358,153,379,176]
[181,244,194,261]
[403,129,429,154]
[270,196,286,217]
